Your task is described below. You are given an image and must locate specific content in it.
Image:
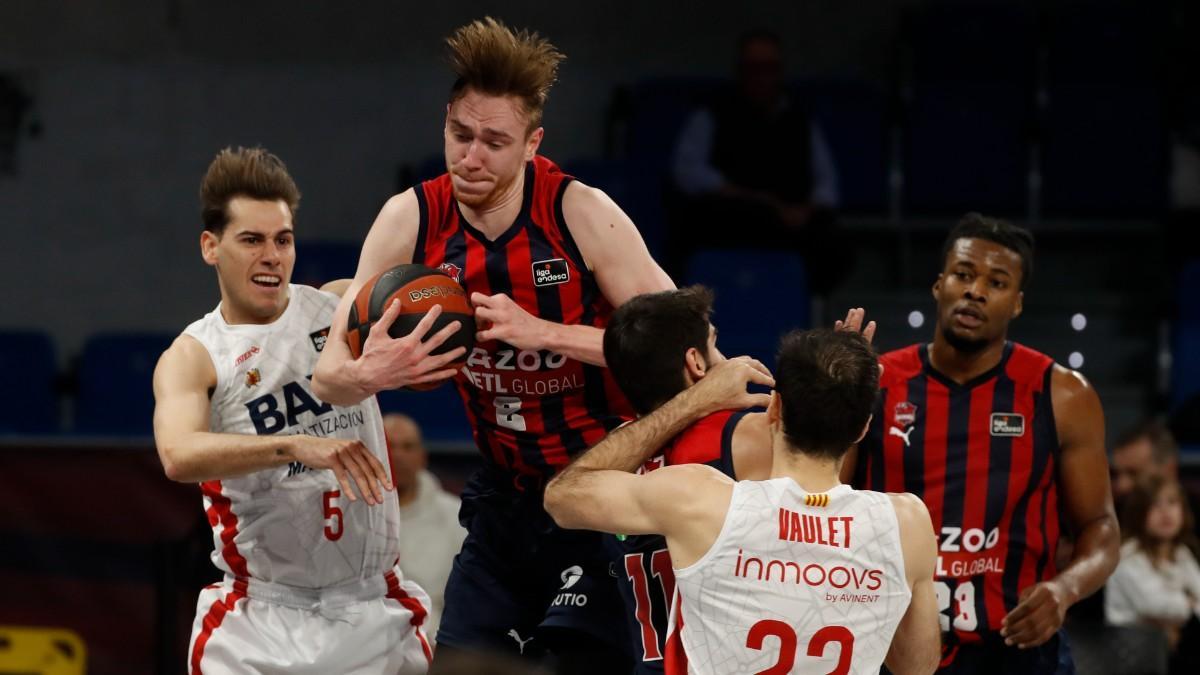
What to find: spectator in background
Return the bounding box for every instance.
[384,413,467,642]
[668,28,845,294]
[1111,419,1185,515]
[1106,474,1200,673]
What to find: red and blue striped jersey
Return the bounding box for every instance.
[414,156,634,489]
[608,410,746,673]
[853,342,1060,646]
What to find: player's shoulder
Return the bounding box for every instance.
[657,462,733,487]
[886,491,933,530]
[1005,341,1057,382]
[155,333,217,388]
[1047,361,1100,421]
[561,176,616,216]
[879,344,924,383]
[379,187,422,222]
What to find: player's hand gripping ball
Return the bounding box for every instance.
[346,264,475,390]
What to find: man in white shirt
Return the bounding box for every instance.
[385,413,468,641]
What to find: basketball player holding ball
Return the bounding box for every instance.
[312,17,673,673]
[152,147,432,674]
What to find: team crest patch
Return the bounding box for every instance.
[309,327,330,352]
[438,262,463,283]
[245,368,262,388]
[990,413,1025,437]
[532,258,570,287]
[894,401,917,426]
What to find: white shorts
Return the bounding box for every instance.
[188,567,432,674]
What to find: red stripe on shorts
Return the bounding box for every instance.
[200,480,250,577]
[190,578,248,675]
[385,569,433,664]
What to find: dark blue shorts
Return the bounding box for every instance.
[934,632,1073,675]
[436,468,630,660]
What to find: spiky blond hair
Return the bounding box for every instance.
[446,17,564,132]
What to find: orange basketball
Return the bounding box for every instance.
[346,264,475,390]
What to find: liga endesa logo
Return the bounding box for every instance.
[733,549,883,591]
[532,258,570,287]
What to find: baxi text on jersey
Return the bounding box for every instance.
[244,379,364,437]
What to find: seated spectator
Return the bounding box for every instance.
[384,413,467,642]
[667,28,846,294]
[1112,419,1181,512]
[1106,474,1200,673]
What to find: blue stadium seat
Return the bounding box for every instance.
[799,78,890,215]
[564,158,665,257]
[376,384,471,444]
[684,249,809,365]
[75,333,175,436]
[0,331,58,434]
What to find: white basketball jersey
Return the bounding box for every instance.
[182,284,400,588]
[667,480,910,675]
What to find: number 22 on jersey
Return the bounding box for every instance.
[747,621,854,675]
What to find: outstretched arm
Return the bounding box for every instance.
[1000,366,1119,648]
[546,357,773,481]
[153,336,392,503]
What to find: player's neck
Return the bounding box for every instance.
[928,329,1007,384]
[457,170,526,239]
[769,437,842,493]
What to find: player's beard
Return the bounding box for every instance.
[941,324,990,354]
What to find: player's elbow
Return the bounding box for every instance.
[157,444,196,483]
[543,478,584,530]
